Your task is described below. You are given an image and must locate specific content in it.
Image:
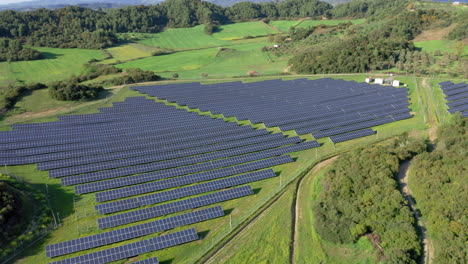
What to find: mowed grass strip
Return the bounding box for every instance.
[0,47,106,86]
[138,25,230,50]
[116,48,219,72]
[100,43,159,64]
[296,18,365,28]
[212,22,278,40]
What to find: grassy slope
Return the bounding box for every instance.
[116,47,219,72]
[99,43,159,64]
[212,22,278,40]
[5,74,430,264]
[297,18,366,28]
[413,40,468,54]
[0,47,106,86]
[138,25,230,50]
[296,160,377,264]
[206,183,295,264]
[117,41,288,79]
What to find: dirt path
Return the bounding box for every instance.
[421,78,438,143]
[259,20,281,32]
[291,156,338,264]
[397,160,433,264]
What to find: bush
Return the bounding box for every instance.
[0,83,46,112]
[49,81,103,101]
[201,73,209,78]
[104,68,161,86]
[172,73,179,78]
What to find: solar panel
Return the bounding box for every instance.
[330,129,376,143]
[46,206,223,258]
[98,185,253,229]
[49,228,198,264]
[130,257,159,264]
[95,169,276,214]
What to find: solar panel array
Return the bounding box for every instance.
[438,81,468,117]
[0,95,321,263]
[131,78,412,143]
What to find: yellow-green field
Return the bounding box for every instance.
[0,47,106,86]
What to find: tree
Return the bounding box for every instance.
[172,73,179,78]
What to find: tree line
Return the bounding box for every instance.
[313,133,427,263]
[0,0,333,51]
[0,37,42,62]
[409,114,467,263]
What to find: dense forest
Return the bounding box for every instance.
[0,0,333,50]
[313,134,427,263]
[409,114,467,263]
[0,38,42,62]
[288,8,461,74]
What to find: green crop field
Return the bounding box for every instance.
[212,22,278,40]
[296,18,366,28]
[413,40,468,54]
[0,47,106,86]
[100,43,160,64]
[116,47,219,72]
[138,25,230,50]
[116,42,288,79]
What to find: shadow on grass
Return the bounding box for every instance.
[159,258,174,264]
[252,187,262,195]
[198,230,210,240]
[223,208,234,216]
[41,52,62,60]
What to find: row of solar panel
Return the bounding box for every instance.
[4,125,254,157]
[330,129,376,144]
[50,228,198,264]
[39,132,285,170]
[92,155,292,200]
[51,136,301,178]
[46,206,223,258]
[73,141,316,192]
[95,169,276,214]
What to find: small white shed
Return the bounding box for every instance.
[375,78,384,85]
[392,80,400,87]
[365,77,374,83]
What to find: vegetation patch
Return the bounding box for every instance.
[313,134,426,263]
[409,114,467,263]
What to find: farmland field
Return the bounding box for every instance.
[117,42,288,79]
[116,47,219,72]
[99,43,159,64]
[138,25,230,50]
[296,18,366,28]
[212,22,278,40]
[0,47,106,86]
[269,20,301,32]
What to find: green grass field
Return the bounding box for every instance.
[296,18,366,28]
[116,47,219,72]
[117,42,288,79]
[138,25,230,50]
[269,20,302,32]
[0,47,106,86]
[413,40,468,54]
[206,183,295,264]
[212,22,278,40]
[100,43,160,64]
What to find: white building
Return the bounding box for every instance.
[375,78,384,85]
[393,80,400,87]
[365,77,374,83]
